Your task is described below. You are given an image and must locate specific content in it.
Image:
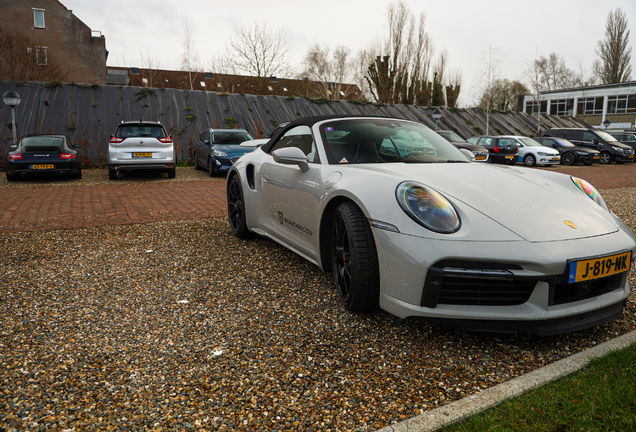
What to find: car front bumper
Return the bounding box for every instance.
[372,227,635,335]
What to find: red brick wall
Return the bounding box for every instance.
[0,0,107,84]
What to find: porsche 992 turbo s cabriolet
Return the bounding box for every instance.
[226,115,636,335]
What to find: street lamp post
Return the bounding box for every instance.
[3,91,21,145]
[603,119,611,130]
[432,109,443,131]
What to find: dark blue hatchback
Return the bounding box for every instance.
[194,129,256,176]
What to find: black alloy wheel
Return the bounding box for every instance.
[561,152,576,166]
[524,154,536,166]
[227,176,251,238]
[331,201,380,313]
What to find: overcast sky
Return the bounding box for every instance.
[63,0,636,106]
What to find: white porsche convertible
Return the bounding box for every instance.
[226,115,636,335]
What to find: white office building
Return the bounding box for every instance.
[520,81,636,131]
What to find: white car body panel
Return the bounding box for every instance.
[227,116,636,335]
[505,135,561,166]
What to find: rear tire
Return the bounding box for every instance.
[108,166,118,180]
[227,175,251,238]
[331,201,380,313]
[6,173,17,181]
[167,166,176,178]
[193,154,200,170]
[73,170,82,179]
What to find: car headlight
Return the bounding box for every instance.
[576,151,588,155]
[537,152,552,156]
[396,182,460,233]
[571,177,608,211]
[213,150,229,157]
[612,146,625,153]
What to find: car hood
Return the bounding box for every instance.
[349,163,618,242]
[212,144,257,156]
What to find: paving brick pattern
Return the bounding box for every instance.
[0,181,227,233]
[1,164,635,233]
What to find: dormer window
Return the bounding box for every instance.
[33,9,45,28]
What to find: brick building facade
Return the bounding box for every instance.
[0,0,108,84]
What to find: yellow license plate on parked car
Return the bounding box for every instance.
[505,155,514,159]
[551,157,559,161]
[594,155,600,159]
[568,251,632,283]
[31,164,54,169]
[476,155,486,160]
[133,152,152,158]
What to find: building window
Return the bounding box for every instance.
[35,47,47,65]
[268,85,273,91]
[577,97,604,115]
[526,100,547,114]
[130,67,139,74]
[607,94,636,115]
[142,78,148,84]
[549,99,574,116]
[33,9,45,28]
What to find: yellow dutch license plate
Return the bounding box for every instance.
[505,155,514,159]
[551,157,559,161]
[594,155,600,159]
[568,251,632,283]
[133,152,152,158]
[629,155,634,159]
[476,155,486,160]
[31,164,54,169]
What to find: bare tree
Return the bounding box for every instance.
[478,79,529,112]
[365,1,435,105]
[445,67,462,108]
[302,44,357,99]
[0,28,67,82]
[431,50,447,106]
[180,21,201,90]
[138,49,162,87]
[226,23,292,94]
[475,44,502,134]
[593,8,632,83]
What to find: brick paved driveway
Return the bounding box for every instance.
[0,171,227,233]
[1,164,636,233]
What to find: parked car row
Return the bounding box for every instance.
[5,124,636,182]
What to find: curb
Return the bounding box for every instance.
[376,329,636,432]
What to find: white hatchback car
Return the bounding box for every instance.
[108,121,176,180]
[504,135,561,166]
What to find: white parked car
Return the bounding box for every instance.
[108,121,176,180]
[226,115,636,335]
[503,135,561,166]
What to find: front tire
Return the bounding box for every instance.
[208,158,215,177]
[561,152,575,166]
[227,175,251,238]
[600,151,612,164]
[331,201,380,313]
[524,154,536,166]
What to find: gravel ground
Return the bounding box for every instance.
[1,175,636,431]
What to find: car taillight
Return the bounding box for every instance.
[158,136,172,143]
[110,136,124,143]
[493,146,500,153]
[8,154,22,160]
[60,153,76,159]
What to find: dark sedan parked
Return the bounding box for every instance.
[436,130,489,162]
[471,136,519,164]
[194,129,255,176]
[542,128,634,164]
[534,137,601,166]
[5,134,82,181]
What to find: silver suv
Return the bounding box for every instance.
[108,121,176,180]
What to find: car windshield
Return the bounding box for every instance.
[320,119,469,164]
[117,125,166,139]
[519,137,543,147]
[595,130,619,142]
[22,136,64,146]
[211,132,254,145]
[440,132,466,142]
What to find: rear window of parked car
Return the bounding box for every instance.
[116,125,166,139]
[211,132,253,144]
[22,137,64,146]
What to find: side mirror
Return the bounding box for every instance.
[458,148,475,161]
[74,143,81,148]
[592,139,599,144]
[272,147,309,172]
[204,139,210,145]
